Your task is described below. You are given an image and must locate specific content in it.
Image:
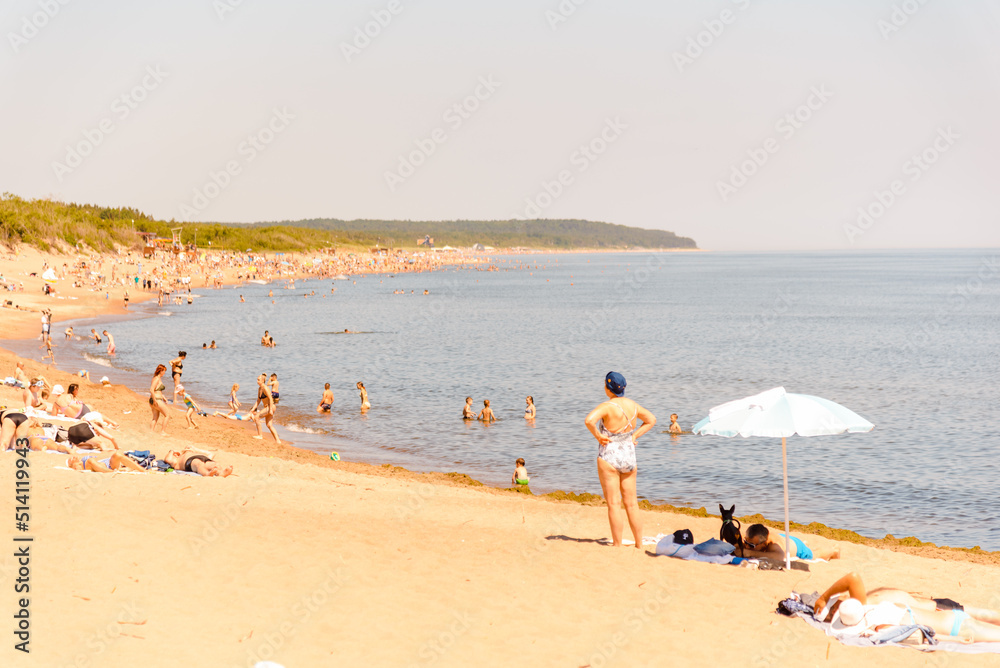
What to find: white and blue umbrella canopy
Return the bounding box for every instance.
[692,386,874,438]
[692,386,873,568]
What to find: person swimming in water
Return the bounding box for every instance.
[478,400,496,423]
[584,371,656,548]
[524,396,536,420]
[462,396,474,420]
[317,383,334,413]
[357,381,371,410]
[668,413,681,434]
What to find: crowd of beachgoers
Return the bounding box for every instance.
[3,244,1000,655]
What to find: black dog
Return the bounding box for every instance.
[719,504,744,557]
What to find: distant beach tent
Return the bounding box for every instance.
[692,386,874,569]
[42,268,58,285]
[471,243,485,251]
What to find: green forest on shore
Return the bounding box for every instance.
[0,194,697,253]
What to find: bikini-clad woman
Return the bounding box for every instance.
[170,352,187,404]
[584,372,656,548]
[1,408,33,450]
[149,364,170,434]
[524,396,536,420]
[251,373,281,444]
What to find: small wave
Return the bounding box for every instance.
[82,353,114,368]
[284,423,327,435]
[158,311,173,316]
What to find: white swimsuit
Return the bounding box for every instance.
[597,402,638,473]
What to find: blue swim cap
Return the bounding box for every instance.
[605,371,626,396]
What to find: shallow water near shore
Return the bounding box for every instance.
[14,249,1000,550]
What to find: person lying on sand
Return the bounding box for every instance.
[813,571,1000,642]
[742,524,840,562]
[163,449,233,477]
[66,452,147,473]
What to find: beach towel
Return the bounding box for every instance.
[653,534,738,564]
[784,591,1000,654]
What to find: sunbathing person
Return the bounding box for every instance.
[163,449,233,477]
[813,571,1000,642]
[65,452,146,473]
[742,524,840,561]
[62,422,112,450]
[1,409,33,450]
[22,421,74,453]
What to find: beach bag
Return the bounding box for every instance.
[694,538,736,556]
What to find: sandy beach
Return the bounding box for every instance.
[2,248,1000,667]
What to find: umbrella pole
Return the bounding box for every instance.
[782,436,791,570]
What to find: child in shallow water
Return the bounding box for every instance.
[478,400,496,423]
[668,413,682,434]
[227,383,240,416]
[512,458,529,485]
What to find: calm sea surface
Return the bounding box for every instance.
[14,249,1000,550]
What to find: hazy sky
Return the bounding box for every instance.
[2,1,999,250]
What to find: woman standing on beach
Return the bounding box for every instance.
[585,372,656,548]
[251,373,281,444]
[170,352,186,404]
[357,381,371,411]
[149,364,170,434]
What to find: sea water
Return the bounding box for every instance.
[14,249,1000,550]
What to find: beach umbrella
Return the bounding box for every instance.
[692,386,874,569]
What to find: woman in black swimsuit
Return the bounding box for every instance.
[1,409,32,450]
[163,449,233,477]
[170,352,187,405]
[150,364,170,434]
